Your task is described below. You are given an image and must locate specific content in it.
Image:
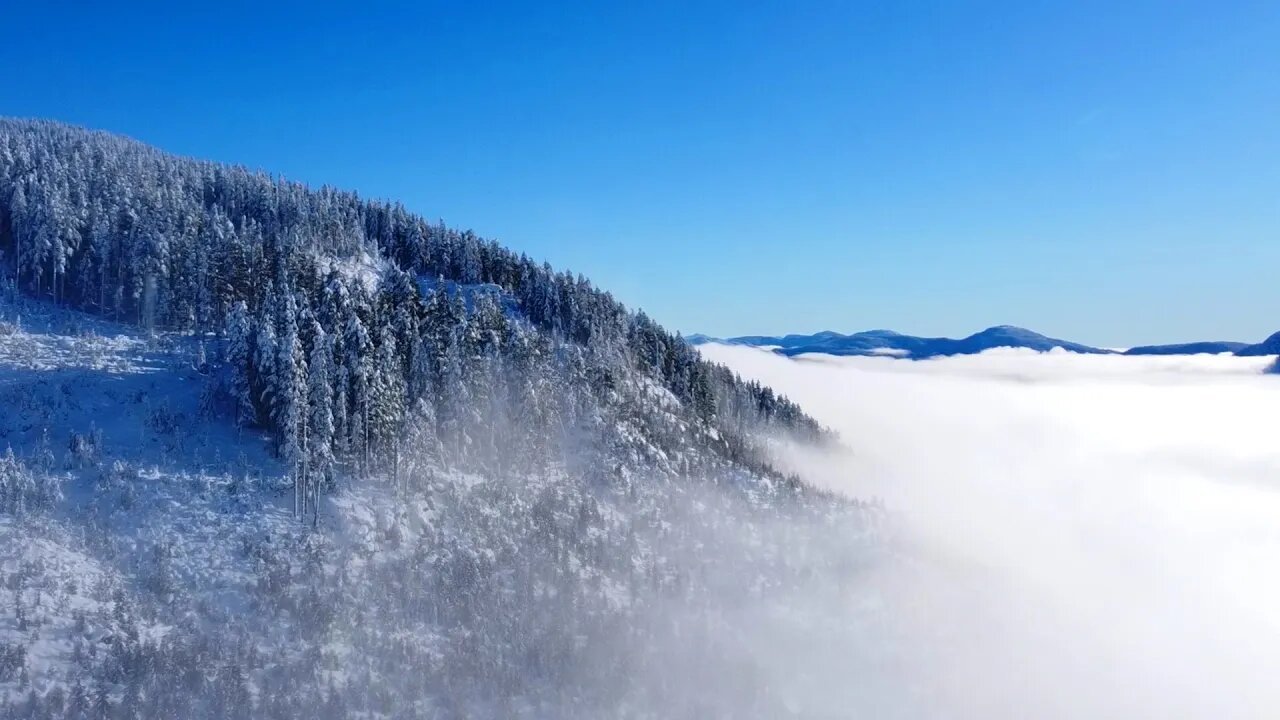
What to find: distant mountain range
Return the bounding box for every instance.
[690,326,1280,359]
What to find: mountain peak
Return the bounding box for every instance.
[972,325,1041,338]
[1236,330,1280,356]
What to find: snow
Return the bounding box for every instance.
[0,517,116,695]
[322,251,387,294]
[0,298,306,697]
[0,298,882,718]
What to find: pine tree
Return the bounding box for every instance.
[254,285,279,426]
[307,318,335,517]
[402,397,440,489]
[321,270,352,459]
[422,285,468,463]
[343,300,373,473]
[369,325,407,476]
[6,181,27,291]
[224,301,255,427]
[381,266,421,379]
[274,292,309,515]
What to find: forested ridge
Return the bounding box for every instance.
[0,117,822,504]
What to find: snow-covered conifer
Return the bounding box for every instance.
[223,300,255,427]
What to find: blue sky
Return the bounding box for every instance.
[3,1,1278,345]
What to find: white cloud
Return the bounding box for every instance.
[702,343,1280,719]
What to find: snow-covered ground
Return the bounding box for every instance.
[0,299,305,699]
[0,299,885,718]
[702,343,1280,719]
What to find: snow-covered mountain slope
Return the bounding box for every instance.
[0,119,883,717]
[0,299,300,705]
[0,117,824,477]
[0,297,882,718]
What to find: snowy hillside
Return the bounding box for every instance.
[0,297,300,712]
[0,119,883,717]
[0,296,882,717]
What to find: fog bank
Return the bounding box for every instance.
[703,344,1280,719]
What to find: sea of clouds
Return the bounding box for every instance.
[701,343,1280,719]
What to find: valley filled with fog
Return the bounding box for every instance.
[702,344,1280,719]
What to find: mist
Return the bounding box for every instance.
[701,343,1280,719]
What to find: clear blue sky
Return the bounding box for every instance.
[3,1,1278,345]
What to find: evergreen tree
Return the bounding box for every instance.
[369,326,407,477]
[307,318,335,502]
[275,292,309,514]
[223,301,255,427]
[342,299,373,473]
[254,287,279,427]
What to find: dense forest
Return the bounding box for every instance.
[0,117,823,509]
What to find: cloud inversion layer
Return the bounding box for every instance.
[702,344,1280,719]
